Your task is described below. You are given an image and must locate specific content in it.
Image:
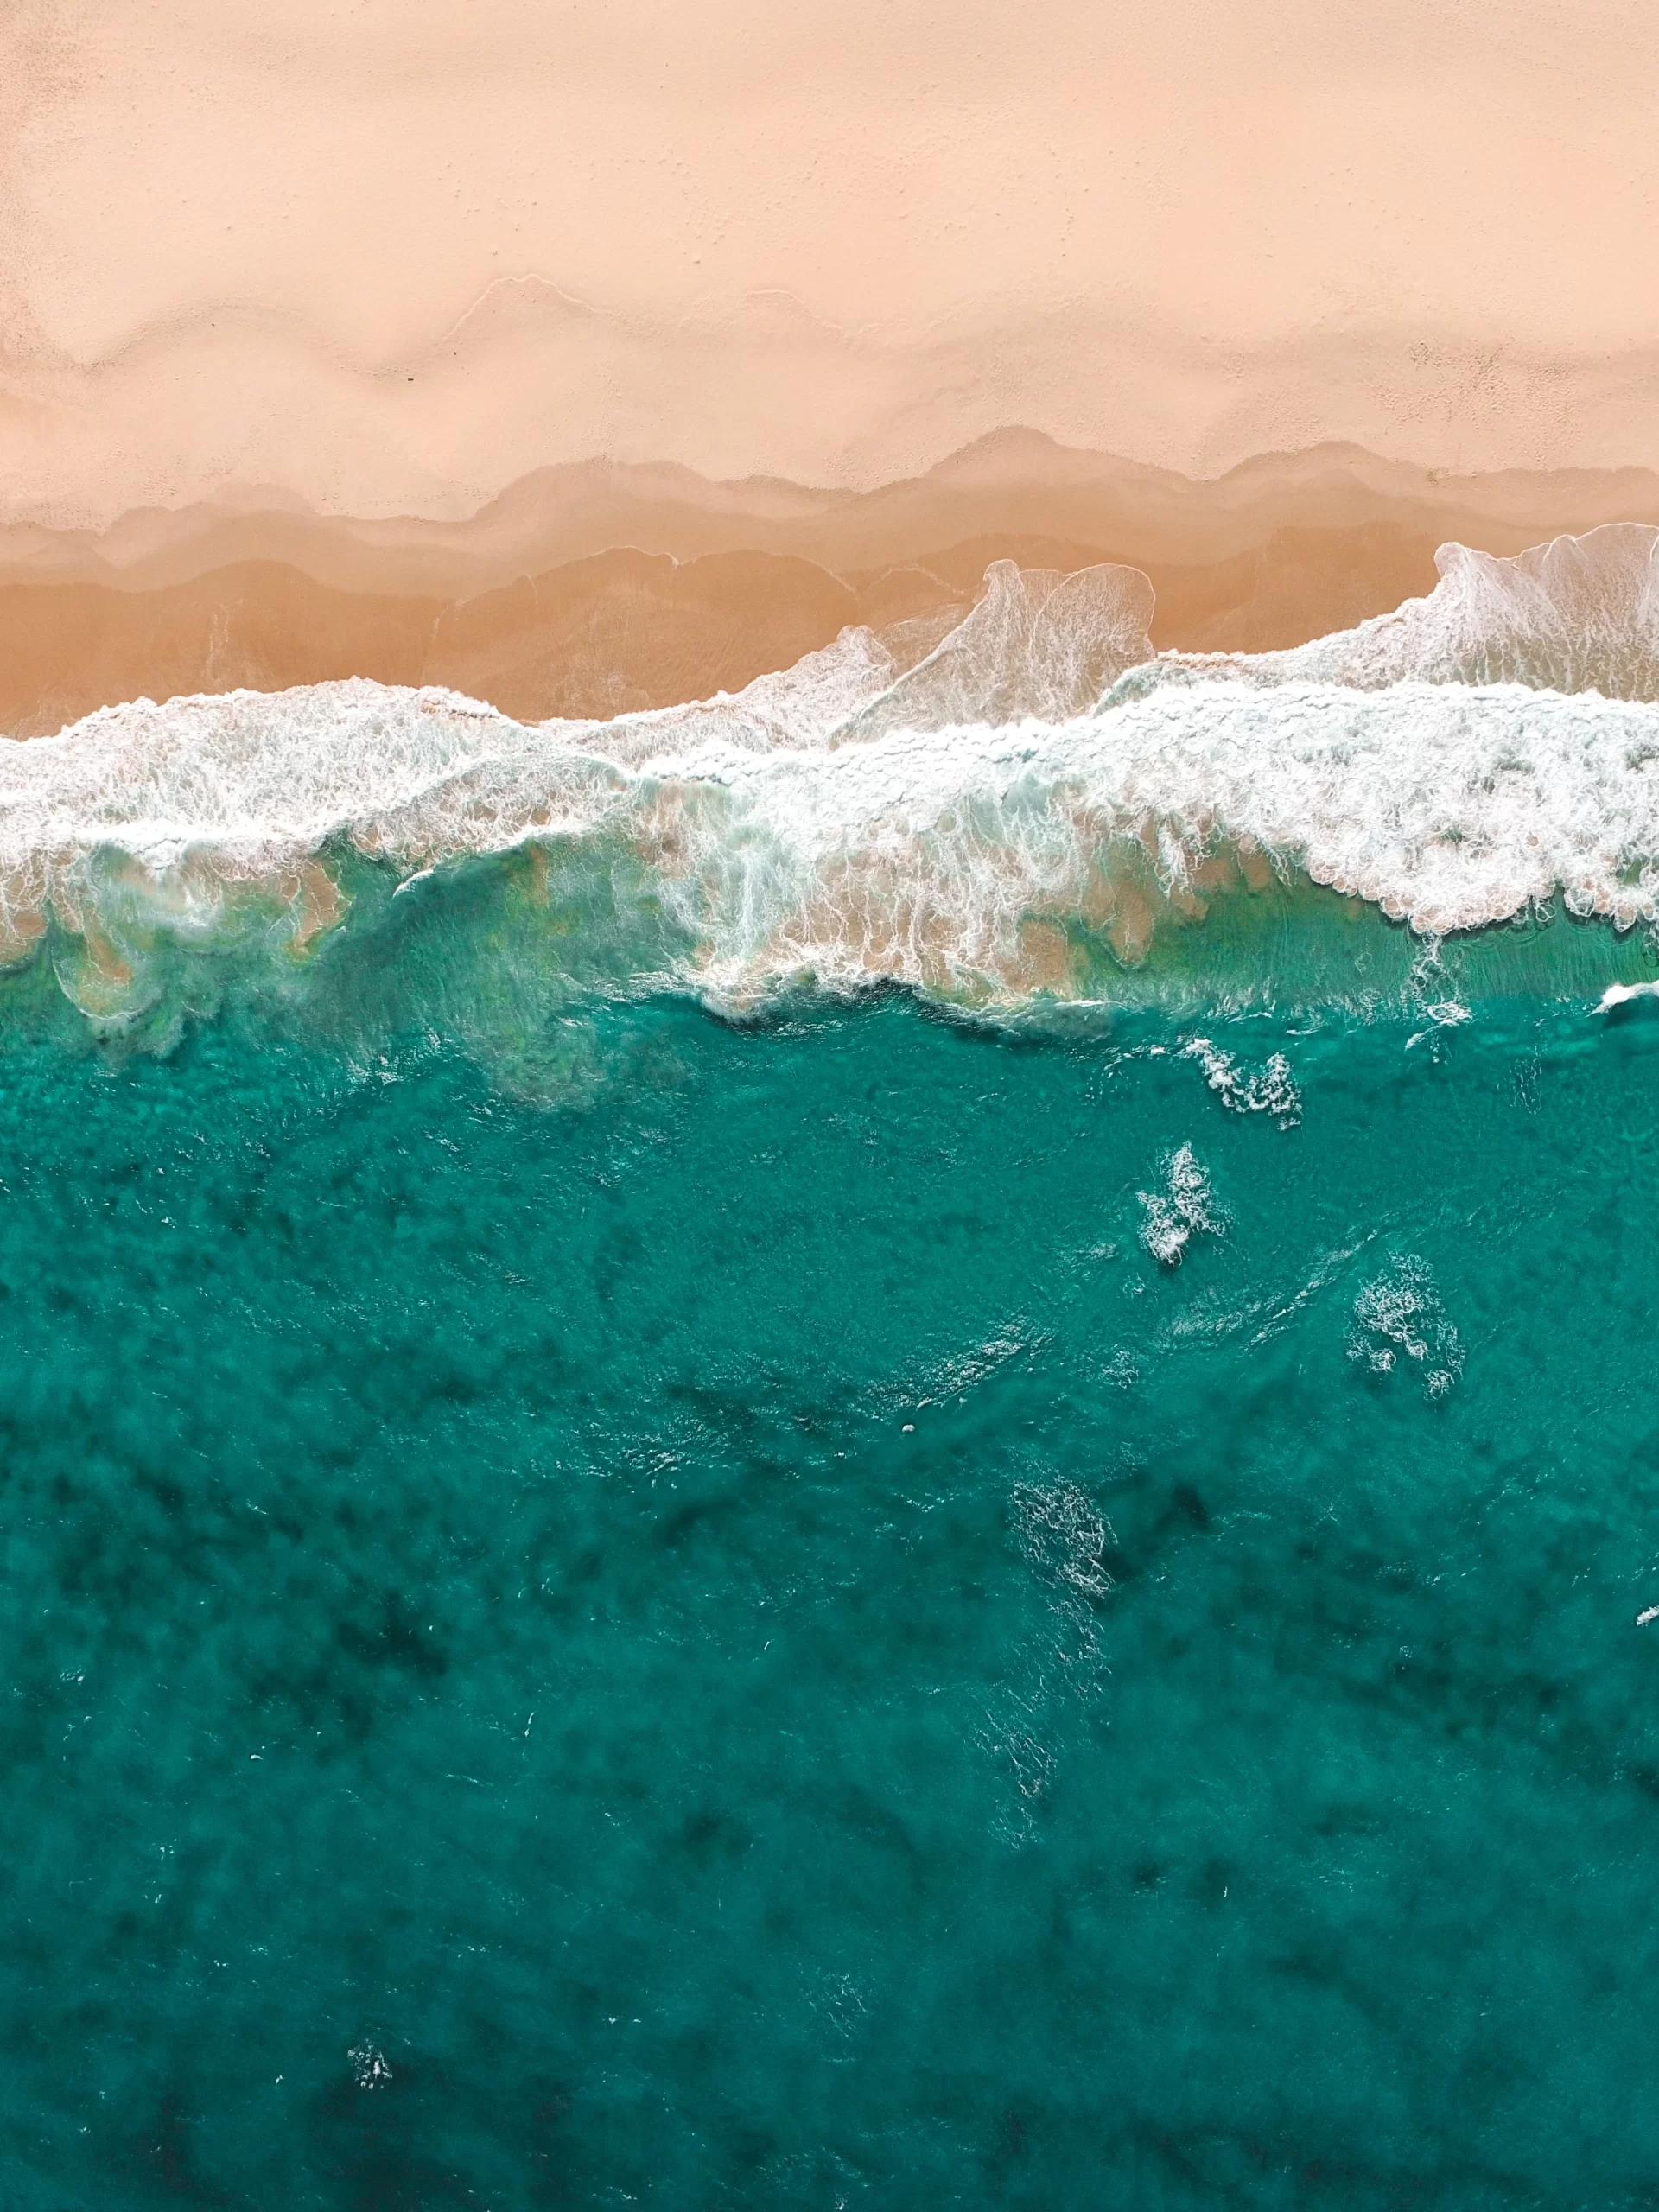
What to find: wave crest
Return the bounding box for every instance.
[10,527,1659,1032]
[5,672,1659,1026]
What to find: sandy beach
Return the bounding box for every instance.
[4,1,1658,728]
[5,0,1659,524]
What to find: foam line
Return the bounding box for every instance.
[5,673,1659,1011]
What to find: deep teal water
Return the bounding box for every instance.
[7,968,1659,2209]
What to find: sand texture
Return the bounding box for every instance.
[7,440,1659,736]
[3,5,1658,731]
[6,2,1659,527]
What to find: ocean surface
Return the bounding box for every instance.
[7,532,1659,2208]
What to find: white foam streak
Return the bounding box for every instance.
[1183,1039,1301,1126]
[642,681,1659,988]
[8,672,1659,1002]
[10,526,1659,1011]
[1139,1145,1223,1266]
[1350,1256,1463,1399]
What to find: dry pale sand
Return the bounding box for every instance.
[3,4,1658,729]
[5,0,1659,524]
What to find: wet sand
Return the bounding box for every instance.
[5,439,1659,737]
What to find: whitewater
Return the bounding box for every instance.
[5,527,1659,1020]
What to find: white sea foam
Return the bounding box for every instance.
[1123,524,1659,702]
[1182,1039,1301,1127]
[1349,1256,1463,1399]
[7,528,1659,1016]
[6,674,1659,1007]
[1011,1478,1117,1599]
[347,2044,392,2091]
[1138,1145,1223,1266]
[830,560,1154,745]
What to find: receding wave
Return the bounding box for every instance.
[835,560,1154,743]
[1123,524,1659,701]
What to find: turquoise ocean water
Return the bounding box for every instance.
[8,902,1659,2208]
[9,541,1659,2204]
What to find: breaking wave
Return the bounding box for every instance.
[1139,1145,1224,1267]
[1182,1039,1301,1127]
[1349,1255,1465,1401]
[3,528,1659,1035]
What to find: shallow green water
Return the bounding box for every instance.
[7,961,1659,2208]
